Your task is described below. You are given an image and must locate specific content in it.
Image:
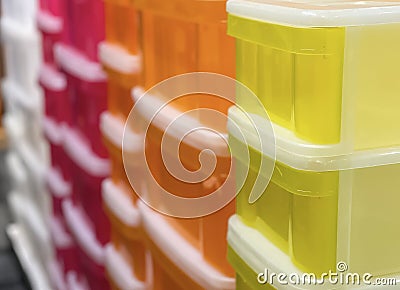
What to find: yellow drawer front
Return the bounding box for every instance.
[230,134,338,276]
[229,14,345,144]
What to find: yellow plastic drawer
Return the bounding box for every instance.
[228,105,400,278]
[229,14,345,145]
[228,0,400,149]
[230,133,338,276]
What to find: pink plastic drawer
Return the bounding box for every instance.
[50,215,81,277]
[37,10,63,64]
[55,44,108,158]
[68,0,105,61]
[47,167,71,219]
[64,126,110,245]
[39,0,66,19]
[40,65,70,124]
[62,199,110,290]
[78,246,110,290]
[43,117,73,182]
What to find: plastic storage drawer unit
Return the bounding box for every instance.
[39,0,67,18]
[130,92,235,277]
[43,118,73,183]
[37,9,63,64]
[1,80,45,156]
[1,0,37,28]
[137,0,235,89]
[49,215,81,281]
[55,43,108,158]
[99,42,140,121]
[105,244,150,290]
[228,106,400,277]
[227,216,395,290]
[139,201,235,290]
[47,167,71,220]
[228,0,400,148]
[104,0,139,55]
[63,199,111,290]
[63,126,110,245]
[1,17,41,93]
[66,0,105,61]
[102,179,149,286]
[40,64,70,124]
[100,112,142,201]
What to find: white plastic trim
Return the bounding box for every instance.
[227,0,400,27]
[2,79,42,115]
[54,43,107,82]
[0,17,39,41]
[46,168,71,198]
[37,10,63,33]
[17,140,46,183]
[100,111,144,153]
[98,42,141,74]
[62,199,105,265]
[138,201,235,290]
[102,179,140,227]
[47,259,67,290]
[43,117,64,145]
[105,244,148,290]
[39,64,67,91]
[6,153,29,192]
[49,216,74,249]
[227,215,400,290]
[66,272,89,290]
[228,106,400,171]
[132,86,230,157]
[63,126,110,177]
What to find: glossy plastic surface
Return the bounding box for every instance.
[67,0,105,61]
[103,180,147,282]
[40,65,70,124]
[141,12,235,92]
[229,129,400,277]
[132,96,235,275]
[63,127,110,245]
[228,8,400,149]
[39,0,66,18]
[139,202,235,290]
[2,0,37,27]
[1,18,41,92]
[104,0,139,54]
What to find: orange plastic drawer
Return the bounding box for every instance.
[102,179,148,283]
[99,41,140,121]
[140,11,235,91]
[139,201,235,290]
[104,0,139,54]
[127,92,235,276]
[100,111,142,203]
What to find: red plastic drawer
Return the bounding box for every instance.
[62,199,110,290]
[37,10,63,64]
[47,167,71,219]
[63,126,110,245]
[39,0,67,19]
[40,65,70,124]
[43,118,72,181]
[55,44,108,158]
[67,0,105,61]
[49,215,81,276]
